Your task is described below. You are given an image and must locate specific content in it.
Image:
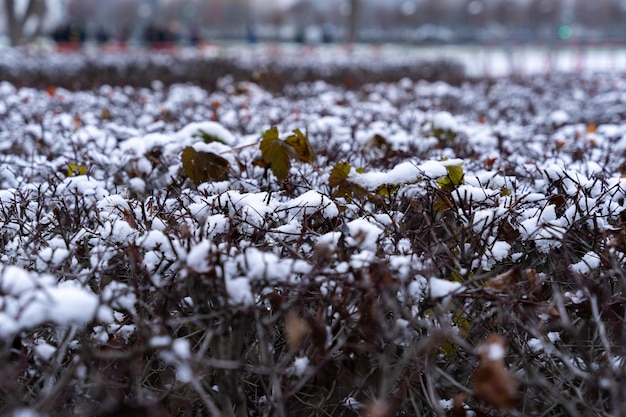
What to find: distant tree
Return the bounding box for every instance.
[3,0,48,45]
[490,0,522,27]
[347,0,359,42]
[420,0,452,26]
[527,0,560,29]
[573,0,616,29]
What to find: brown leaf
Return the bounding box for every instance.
[284,312,310,350]
[524,268,543,299]
[364,399,395,417]
[285,128,316,163]
[483,267,520,292]
[448,393,469,417]
[472,334,519,409]
[181,147,230,184]
[498,219,519,243]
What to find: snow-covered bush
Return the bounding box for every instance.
[1,53,626,416]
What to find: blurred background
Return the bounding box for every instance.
[2,0,626,48]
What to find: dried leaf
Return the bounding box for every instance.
[449,393,469,417]
[483,267,520,292]
[548,194,567,214]
[285,312,310,350]
[472,334,519,409]
[181,147,230,185]
[484,156,497,169]
[525,268,542,299]
[285,128,316,163]
[364,399,394,417]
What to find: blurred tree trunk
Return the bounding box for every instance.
[347,0,359,43]
[4,0,47,46]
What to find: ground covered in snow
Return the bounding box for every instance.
[1,50,626,416]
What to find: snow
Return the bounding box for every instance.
[349,162,421,190]
[490,241,511,260]
[226,277,253,306]
[290,356,310,377]
[174,121,237,146]
[569,251,602,275]
[0,266,99,337]
[348,159,465,191]
[428,277,463,299]
[485,342,505,360]
[284,190,339,219]
[549,110,570,126]
[33,342,57,361]
[346,218,383,251]
[57,176,108,199]
[431,111,458,131]
[186,239,214,273]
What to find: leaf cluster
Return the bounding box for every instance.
[259,127,316,180]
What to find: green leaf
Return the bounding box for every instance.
[193,129,228,145]
[328,161,368,200]
[260,127,295,180]
[285,129,316,164]
[376,184,400,197]
[500,186,511,197]
[367,134,391,151]
[329,161,351,188]
[182,147,230,185]
[432,128,457,143]
[437,163,464,192]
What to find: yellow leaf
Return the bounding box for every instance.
[437,163,464,192]
[433,192,454,212]
[67,163,87,177]
[181,147,230,185]
[285,129,316,164]
[376,184,399,197]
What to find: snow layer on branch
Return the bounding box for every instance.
[174,121,237,146]
[348,158,463,191]
[0,266,99,337]
[346,218,383,251]
[284,190,339,219]
[428,277,463,299]
[569,251,601,275]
